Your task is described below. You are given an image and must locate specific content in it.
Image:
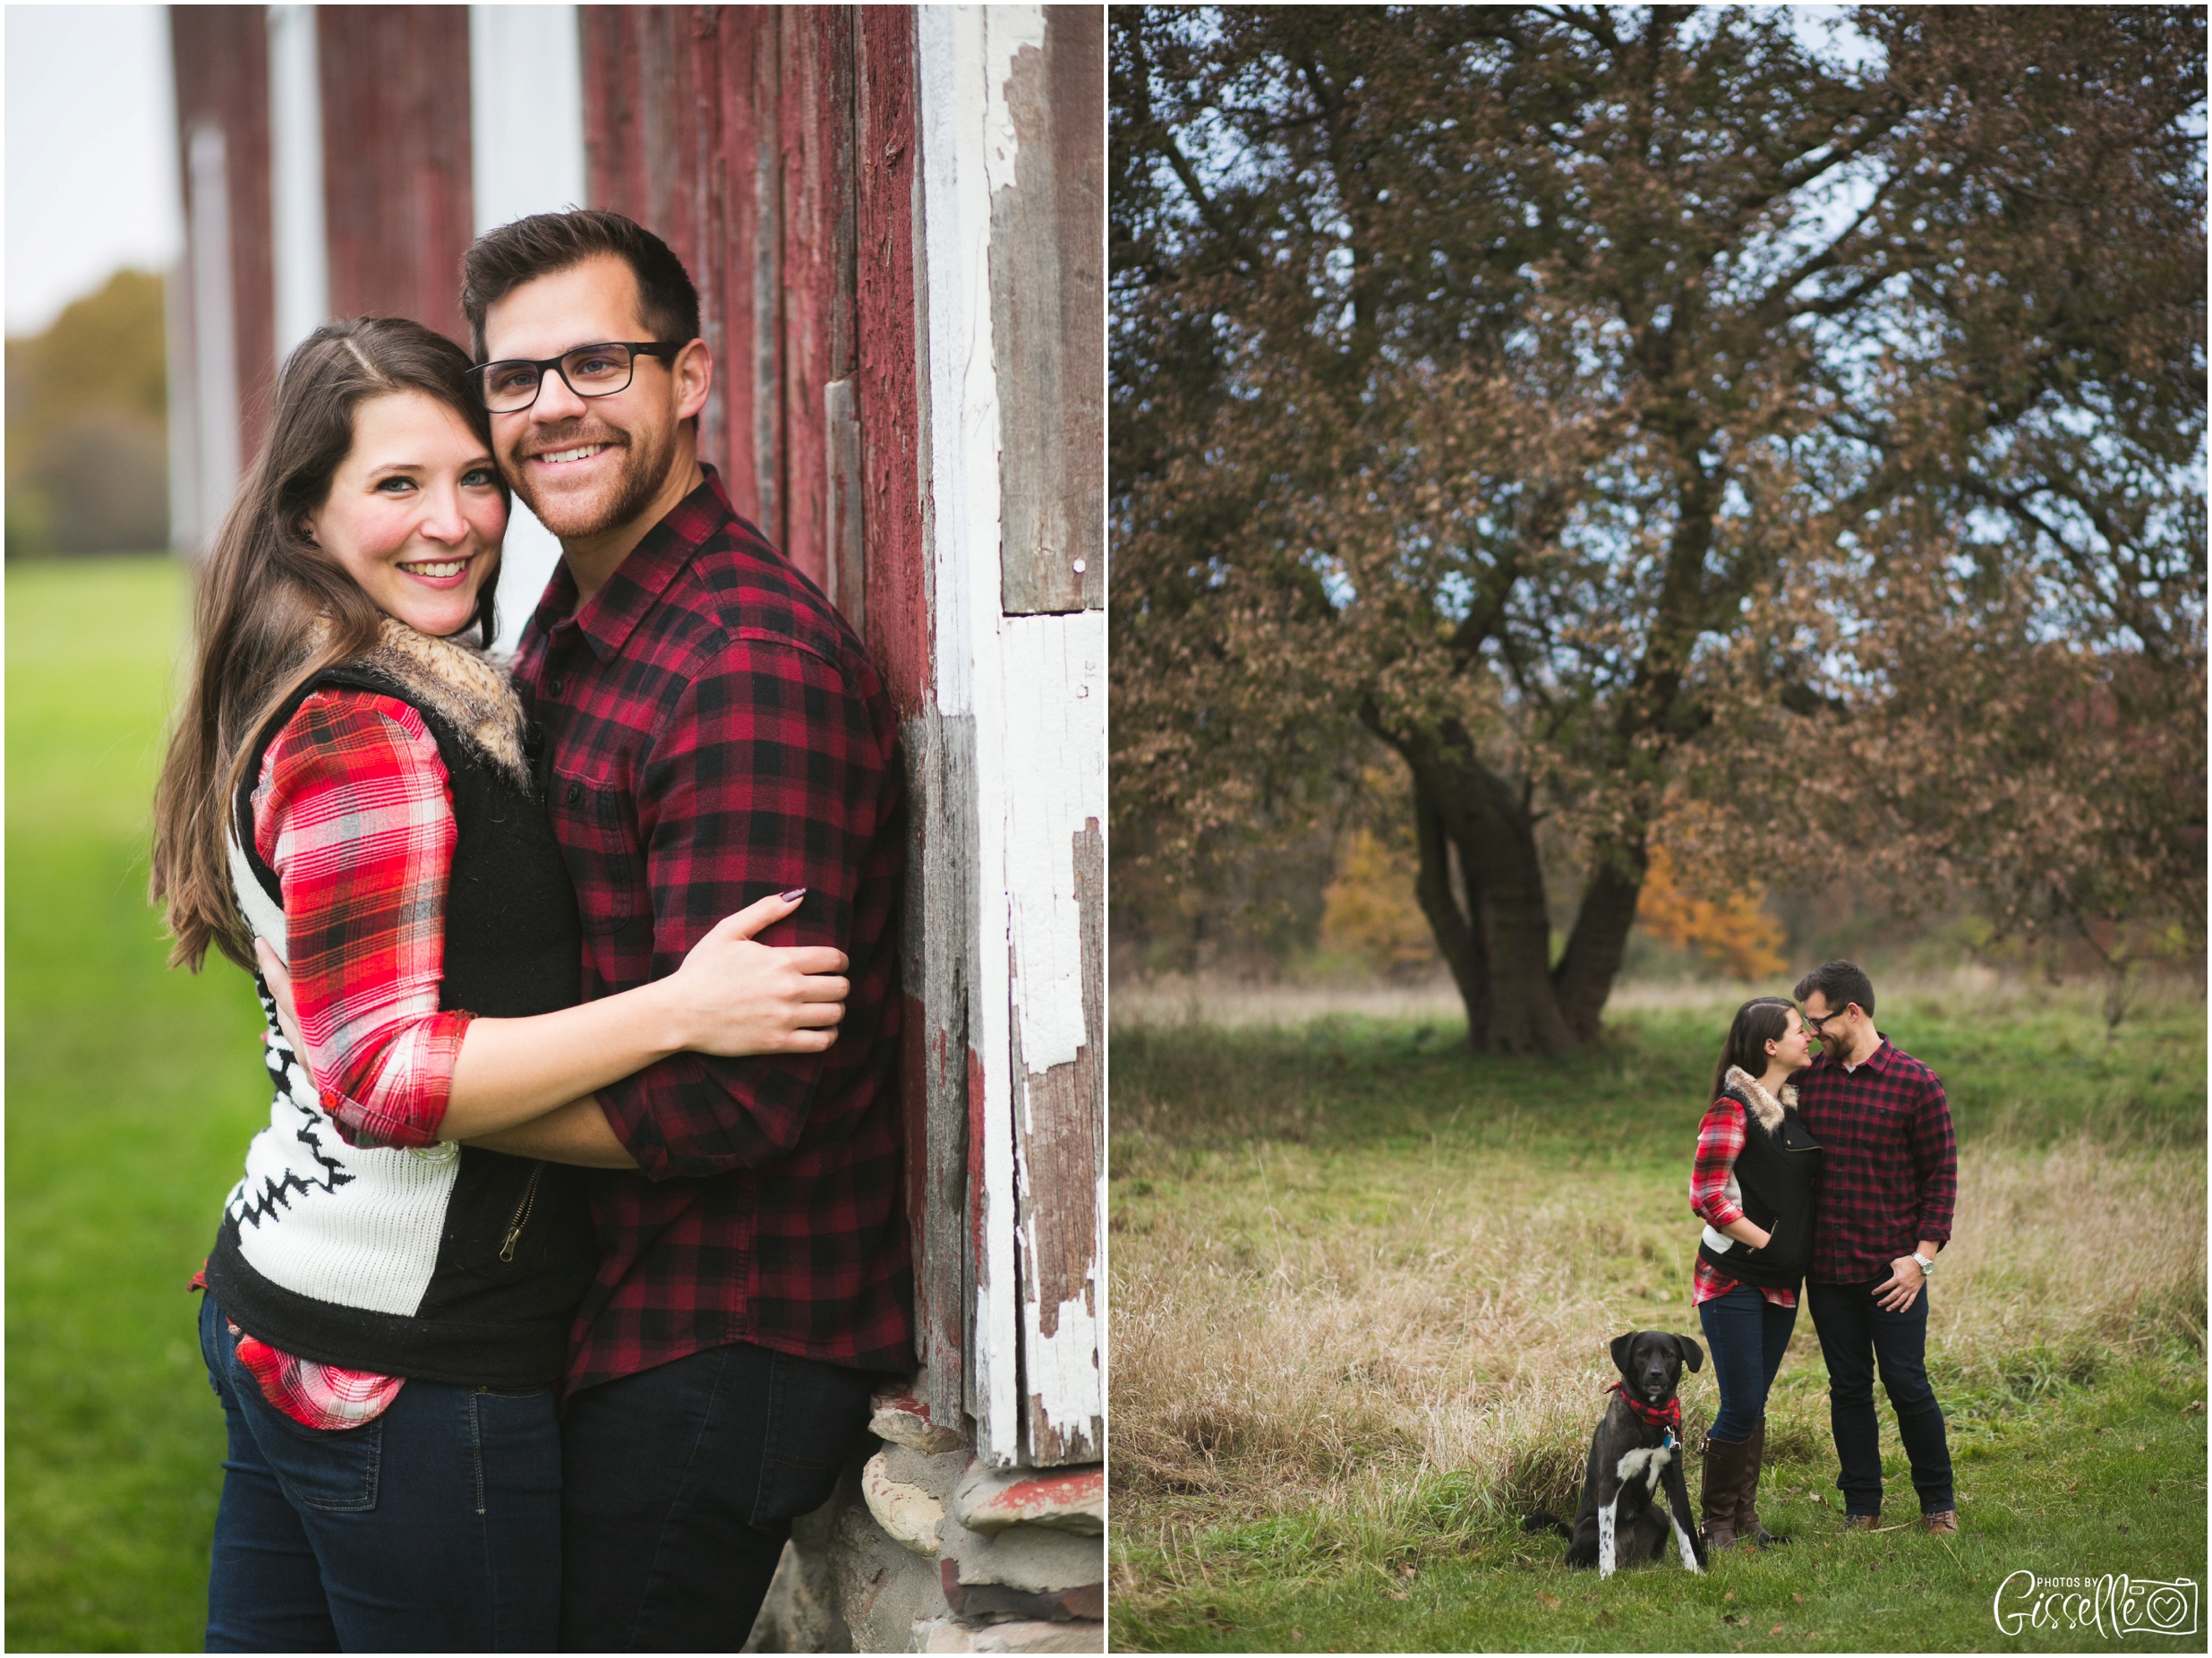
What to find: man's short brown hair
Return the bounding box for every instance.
[1795,959,1875,1020]
[461,209,701,361]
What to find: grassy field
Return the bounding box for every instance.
[1108,990,2208,1652]
[7,557,270,1651]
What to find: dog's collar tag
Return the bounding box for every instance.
[1661,1429,1678,1451]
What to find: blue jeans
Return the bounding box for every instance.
[199,1293,562,1652]
[559,1339,877,1652]
[1806,1278,1955,1517]
[1697,1280,1798,1443]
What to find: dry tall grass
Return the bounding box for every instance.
[1110,1134,2204,1544]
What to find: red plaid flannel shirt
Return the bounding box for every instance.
[260,694,472,1149]
[512,467,912,1392]
[1687,1096,1796,1310]
[208,691,473,1428]
[1792,1038,1956,1284]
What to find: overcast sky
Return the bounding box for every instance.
[6,4,180,336]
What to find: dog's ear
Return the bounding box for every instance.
[1610,1332,1637,1376]
[1672,1334,1704,1373]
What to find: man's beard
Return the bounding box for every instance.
[506,417,676,542]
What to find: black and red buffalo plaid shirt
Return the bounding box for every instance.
[1792,1037,1957,1285]
[511,466,912,1391]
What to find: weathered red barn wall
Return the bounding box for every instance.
[582,4,962,1432]
[849,8,966,1435]
[853,10,927,713]
[170,5,277,460]
[318,7,476,346]
[583,7,874,597]
[776,11,857,601]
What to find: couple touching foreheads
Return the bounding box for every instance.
[151,209,910,1651]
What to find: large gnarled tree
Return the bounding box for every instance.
[1111,5,2205,1051]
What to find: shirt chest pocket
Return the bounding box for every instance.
[549,771,648,936]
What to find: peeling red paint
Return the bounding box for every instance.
[169,6,277,462]
[319,8,475,346]
[856,6,929,708]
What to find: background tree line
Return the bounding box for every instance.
[6,269,171,559]
[1110,4,2205,1051]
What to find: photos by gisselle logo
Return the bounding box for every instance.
[1994,1571,2200,1639]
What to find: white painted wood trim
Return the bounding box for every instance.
[467,3,587,653]
[186,122,241,543]
[918,4,1027,1468]
[918,4,1104,1467]
[267,4,329,366]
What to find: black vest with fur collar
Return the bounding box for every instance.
[205,622,596,1387]
[1695,1066,1823,1290]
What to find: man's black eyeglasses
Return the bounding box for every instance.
[1804,1004,1857,1032]
[467,341,680,414]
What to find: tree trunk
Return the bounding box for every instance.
[1411,779,1490,1040]
[1389,728,1648,1055]
[1397,733,1575,1055]
[1554,840,1647,1044]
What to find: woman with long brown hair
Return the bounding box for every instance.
[151,316,844,1651]
[1686,996,1823,1556]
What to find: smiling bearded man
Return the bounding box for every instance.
[458,209,913,1652]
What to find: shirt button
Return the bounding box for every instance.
[565,782,584,806]
[548,677,565,697]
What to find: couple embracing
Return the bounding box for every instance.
[150,209,910,1650]
[1689,961,1960,1552]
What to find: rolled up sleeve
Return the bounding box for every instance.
[1690,1098,1748,1229]
[259,693,472,1149]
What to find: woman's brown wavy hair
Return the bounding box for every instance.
[1711,996,1800,1103]
[150,317,505,973]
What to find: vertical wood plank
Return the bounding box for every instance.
[317,7,475,346]
[1004,617,1106,1466]
[170,5,276,467]
[857,4,964,1437]
[989,7,1104,615]
[776,7,857,592]
[854,3,928,706]
[708,6,781,540]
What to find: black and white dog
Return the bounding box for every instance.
[1529,1331,1708,1578]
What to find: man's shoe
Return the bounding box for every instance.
[1924,1510,1960,1535]
[1843,1513,1881,1531]
[1739,1421,1789,1547]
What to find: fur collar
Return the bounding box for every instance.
[1722,1064,1796,1133]
[344,617,530,791]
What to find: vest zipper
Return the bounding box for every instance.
[500,1163,546,1262]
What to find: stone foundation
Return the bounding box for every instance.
[744,1386,1103,1652]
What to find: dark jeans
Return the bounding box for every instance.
[1806,1278,1956,1517]
[199,1293,563,1652]
[1697,1280,1798,1443]
[559,1339,877,1652]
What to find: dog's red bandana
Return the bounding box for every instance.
[1609,1383,1683,1433]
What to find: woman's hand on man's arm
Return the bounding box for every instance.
[256,889,849,1145]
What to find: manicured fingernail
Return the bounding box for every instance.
[781,887,807,902]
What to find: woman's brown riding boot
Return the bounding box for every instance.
[1739,1421,1789,1547]
[1702,1435,1755,1551]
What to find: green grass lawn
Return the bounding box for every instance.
[1109,1003,2208,1653]
[7,557,270,1651]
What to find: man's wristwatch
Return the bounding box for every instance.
[1911,1251,1937,1277]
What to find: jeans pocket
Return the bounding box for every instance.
[750,1354,873,1527]
[224,1338,384,1514]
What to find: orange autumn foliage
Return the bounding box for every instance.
[1320,827,1439,978]
[1636,846,1787,982]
